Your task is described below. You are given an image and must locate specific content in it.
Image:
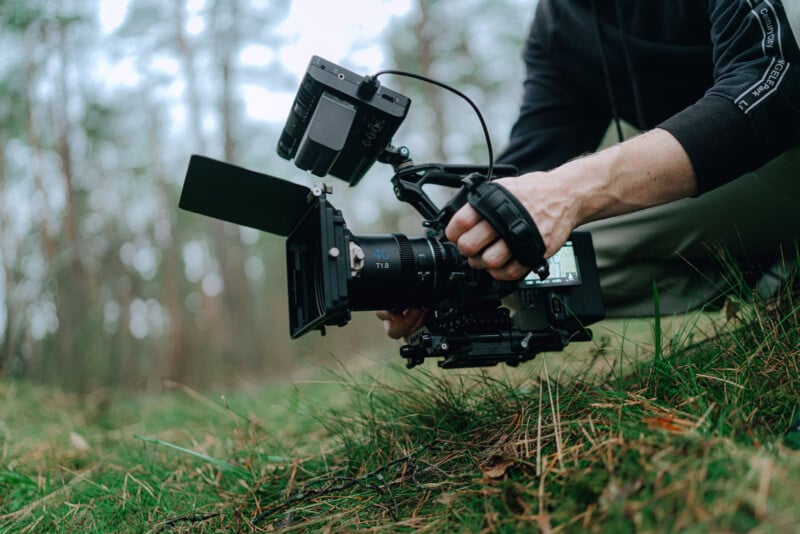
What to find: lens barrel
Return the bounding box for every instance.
[347,234,461,309]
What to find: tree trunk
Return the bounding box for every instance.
[53,21,90,394]
[147,104,188,381]
[210,0,264,371]
[0,132,15,376]
[414,0,448,162]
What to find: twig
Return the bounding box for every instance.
[378,473,399,521]
[252,440,435,525]
[536,378,543,477]
[543,360,564,470]
[285,457,300,500]
[695,373,745,389]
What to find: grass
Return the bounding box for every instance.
[1,288,799,532]
[0,378,348,532]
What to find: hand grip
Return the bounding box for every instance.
[463,174,549,279]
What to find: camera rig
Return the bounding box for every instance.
[179,56,605,369]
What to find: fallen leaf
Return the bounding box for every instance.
[482,456,515,479]
[643,415,695,434]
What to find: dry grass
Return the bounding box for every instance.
[2,287,799,532]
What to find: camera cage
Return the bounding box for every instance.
[179,56,605,369]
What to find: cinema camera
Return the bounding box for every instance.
[179,56,605,369]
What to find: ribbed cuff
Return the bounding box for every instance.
[658,94,763,194]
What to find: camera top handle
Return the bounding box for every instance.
[390,162,518,223]
[380,144,517,227]
[380,145,549,279]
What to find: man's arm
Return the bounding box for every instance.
[449,0,800,281]
[445,128,696,280]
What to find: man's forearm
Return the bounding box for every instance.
[445,128,700,280]
[556,128,698,227]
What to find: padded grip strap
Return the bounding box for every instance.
[464,175,550,279]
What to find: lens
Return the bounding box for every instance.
[347,234,461,310]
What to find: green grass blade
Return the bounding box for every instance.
[134,434,254,479]
[652,279,662,363]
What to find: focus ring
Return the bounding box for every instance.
[394,234,414,277]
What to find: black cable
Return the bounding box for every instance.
[372,69,495,180]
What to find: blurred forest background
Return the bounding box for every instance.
[0,0,534,392]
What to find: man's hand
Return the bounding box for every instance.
[375,308,428,340]
[445,172,581,280]
[445,129,697,280]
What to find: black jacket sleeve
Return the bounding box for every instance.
[658,0,800,193]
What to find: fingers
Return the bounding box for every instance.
[445,204,482,243]
[462,238,530,281]
[469,238,512,270]
[445,204,530,280]
[487,259,530,281]
[376,308,428,340]
[456,219,499,258]
[446,204,501,259]
[374,310,395,321]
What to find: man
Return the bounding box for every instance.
[379,0,800,338]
